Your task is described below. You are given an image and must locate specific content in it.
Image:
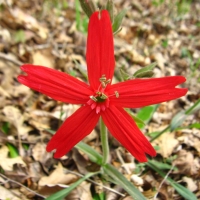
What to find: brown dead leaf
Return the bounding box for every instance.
[173,150,200,176]
[66,181,92,200]
[72,149,88,174]
[153,132,179,158]
[178,129,200,154]
[182,176,197,192]
[3,105,32,136]
[10,8,48,39]
[32,142,52,164]
[0,185,21,200]
[0,145,26,171]
[38,163,78,187]
[32,49,55,68]
[51,104,80,120]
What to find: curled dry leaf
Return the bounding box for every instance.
[173,150,200,176]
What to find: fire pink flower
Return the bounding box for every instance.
[18,10,187,162]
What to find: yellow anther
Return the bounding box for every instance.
[99,75,106,82]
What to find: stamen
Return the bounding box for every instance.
[108,91,119,98]
[99,75,106,82]
[101,82,106,88]
[90,95,97,102]
[99,75,111,88]
[105,79,111,84]
[101,93,108,99]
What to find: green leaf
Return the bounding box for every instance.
[185,99,200,115]
[93,192,105,200]
[76,141,103,165]
[119,68,130,81]
[147,160,197,200]
[125,109,145,126]
[149,160,178,170]
[22,144,29,150]
[112,9,126,33]
[103,164,146,200]
[170,182,197,200]
[134,70,154,78]
[1,122,10,134]
[7,143,19,158]
[189,123,200,129]
[170,99,200,131]
[76,142,145,200]
[106,0,114,23]
[170,111,187,131]
[133,62,157,78]
[14,30,26,43]
[78,0,93,17]
[46,172,99,200]
[136,105,158,129]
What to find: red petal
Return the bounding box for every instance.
[86,10,115,89]
[46,105,100,158]
[102,106,156,162]
[108,76,187,108]
[18,64,92,104]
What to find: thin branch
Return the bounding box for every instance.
[0,173,46,199]
[153,165,175,200]
[0,53,23,66]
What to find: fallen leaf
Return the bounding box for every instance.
[32,142,52,164]
[0,185,21,200]
[182,176,197,192]
[38,163,78,187]
[66,181,92,200]
[32,49,55,68]
[3,105,32,136]
[153,132,179,158]
[0,145,26,171]
[173,150,200,176]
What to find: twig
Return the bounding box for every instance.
[116,148,131,174]
[65,170,125,197]
[153,165,175,200]
[0,53,23,66]
[0,173,46,199]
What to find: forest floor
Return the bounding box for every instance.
[0,0,200,199]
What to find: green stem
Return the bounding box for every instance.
[150,126,169,142]
[100,117,109,165]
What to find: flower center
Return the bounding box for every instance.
[87,75,119,114]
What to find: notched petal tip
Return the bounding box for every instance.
[175,75,187,85]
[17,75,27,83]
[20,64,31,71]
[46,145,64,159]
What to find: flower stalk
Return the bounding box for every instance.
[100,117,109,165]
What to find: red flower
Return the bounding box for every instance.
[18,10,187,162]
